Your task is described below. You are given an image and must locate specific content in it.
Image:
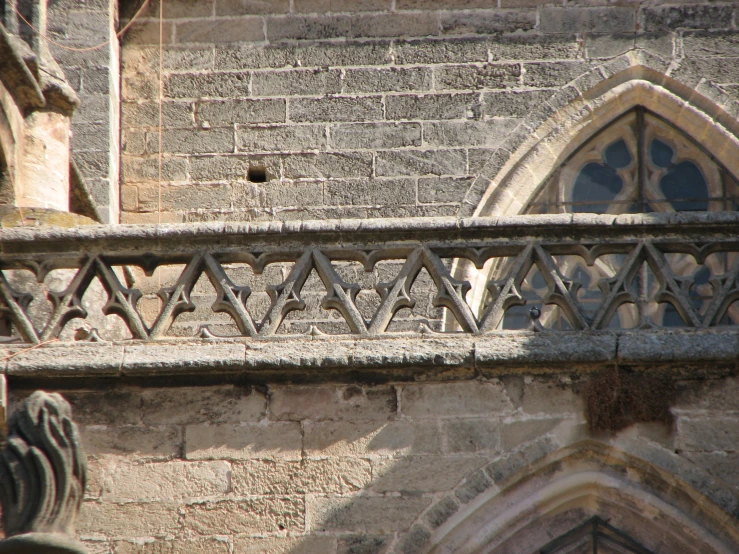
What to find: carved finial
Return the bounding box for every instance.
[0,391,87,546]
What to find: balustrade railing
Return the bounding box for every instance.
[0,214,738,345]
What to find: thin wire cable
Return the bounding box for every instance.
[157,0,163,226]
[10,0,151,52]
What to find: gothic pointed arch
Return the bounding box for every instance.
[450,61,739,328]
[425,442,739,554]
[467,61,739,218]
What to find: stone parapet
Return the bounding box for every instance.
[0,214,736,380]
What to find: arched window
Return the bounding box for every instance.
[527,107,739,215]
[481,106,739,331]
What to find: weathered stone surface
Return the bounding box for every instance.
[183,497,305,534]
[677,416,739,452]
[435,63,521,90]
[290,96,384,122]
[251,68,342,96]
[309,495,431,533]
[103,461,230,501]
[197,99,286,125]
[454,468,495,504]
[270,385,396,421]
[329,123,422,149]
[343,67,432,93]
[113,538,231,553]
[7,345,124,377]
[401,381,513,418]
[81,425,181,460]
[376,150,467,177]
[141,385,266,425]
[501,418,562,450]
[236,124,327,152]
[78,501,181,536]
[164,73,250,99]
[123,343,246,373]
[476,334,617,366]
[425,496,459,529]
[385,93,479,121]
[618,332,739,363]
[283,152,373,178]
[304,420,442,458]
[442,418,501,453]
[371,456,485,492]
[539,7,636,34]
[675,377,739,412]
[234,536,337,554]
[185,422,302,460]
[232,458,372,495]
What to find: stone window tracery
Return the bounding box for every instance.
[488,107,739,331]
[527,107,739,215]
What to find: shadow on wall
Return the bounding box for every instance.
[7,369,739,554]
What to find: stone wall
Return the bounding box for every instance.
[48,0,119,222]
[117,0,739,224]
[8,373,737,553]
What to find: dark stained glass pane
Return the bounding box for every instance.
[604,139,631,169]
[650,138,674,168]
[660,161,708,211]
[572,163,623,213]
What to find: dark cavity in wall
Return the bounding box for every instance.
[248,166,268,183]
[585,367,676,433]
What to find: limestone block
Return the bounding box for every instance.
[231,458,372,495]
[81,425,181,460]
[77,501,181,537]
[500,418,562,450]
[308,495,431,533]
[342,67,432,93]
[175,17,265,44]
[377,150,467,178]
[539,7,636,34]
[371,456,485,493]
[442,418,501,453]
[270,385,396,421]
[103,461,230,501]
[439,10,535,35]
[197,98,286,125]
[425,496,459,529]
[141,385,266,425]
[113,538,231,554]
[304,420,442,458]
[185,422,302,460]
[236,124,327,153]
[183,497,305,534]
[675,377,739,412]
[454,468,494,504]
[328,123,422,150]
[282,152,373,179]
[401,381,513,418]
[234,536,337,554]
[164,72,250,99]
[251,68,342,97]
[394,37,488,65]
[385,93,478,121]
[677,416,739,452]
[290,96,384,123]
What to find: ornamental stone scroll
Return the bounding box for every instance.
[0,391,88,554]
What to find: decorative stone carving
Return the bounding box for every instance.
[0,391,87,553]
[0,214,738,343]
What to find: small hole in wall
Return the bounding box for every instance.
[248,166,267,183]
